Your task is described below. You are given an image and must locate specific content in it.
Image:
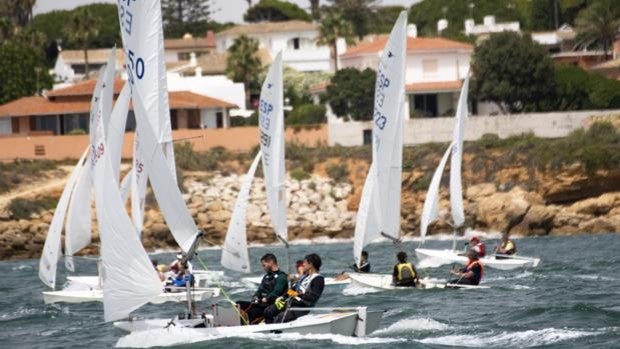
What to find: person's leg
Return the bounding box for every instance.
[263,304,281,324]
[275,309,309,323]
[247,303,267,324]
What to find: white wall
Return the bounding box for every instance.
[0,118,11,135]
[328,110,618,146]
[405,51,471,84]
[200,108,229,129]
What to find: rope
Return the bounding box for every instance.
[194,254,248,325]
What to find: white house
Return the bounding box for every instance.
[52,48,125,83]
[215,20,334,72]
[163,31,216,62]
[338,27,473,118]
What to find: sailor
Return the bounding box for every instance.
[449,249,483,286]
[288,260,305,284]
[495,231,517,258]
[392,251,418,287]
[352,250,371,273]
[469,236,486,258]
[169,252,193,274]
[166,260,194,289]
[237,253,288,324]
[264,253,325,323]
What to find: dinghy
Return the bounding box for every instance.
[241,276,350,287]
[348,273,490,291]
[413,73,540,271]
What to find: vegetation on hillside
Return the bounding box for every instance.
[0,159,57,194]
[244,0,312,22]
[7,196,56,220]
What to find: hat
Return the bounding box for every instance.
[470,236,479,242]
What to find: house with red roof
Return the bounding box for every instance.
[0,79,237,137]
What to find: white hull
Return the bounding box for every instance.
[347,273,490,291]
[115,307,382,338]
[415,248,540,270]
[242,276,350,286]
[42,287,220,304]
[65,270,223,289]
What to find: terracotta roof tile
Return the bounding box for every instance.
[341,36,473,57]
[217,20,315,37]
[0,91,236,118]
[59,48,125,66]
[406,80,463,92]
[47,79,126,97]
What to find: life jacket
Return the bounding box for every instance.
[501,240,516,254]
[465,260,483,284]
[396,263,416,282]
[295,273,322,294]
[258,270,285,296]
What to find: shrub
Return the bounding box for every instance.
[67,128,86,135]
[8,196,57,220]
[287,104,326,125]
[290,168,310,181]
[326,163,349,182]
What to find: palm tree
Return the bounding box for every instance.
[0,0,36,27]
[226,35,263,109]
[317,8,355,72]
[309,0,320,20]
[63,7,100,79]
[575,0,620,60]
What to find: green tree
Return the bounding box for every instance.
[226,35,263,109]
[317,7,355,72]
[0,40,53,104]
[283,67,332,108]
[327,0,378,39]
[309,0,321,20]
[323,67,375,120]
[162,0,219,38]
[366,6,406,34]
[63,6,101,79]
[549,65,592,110]
[287,104,327,125]
[472,32,556,113]
[244,0,312,22]
[575,0,620,59]
[530,0,560,31]
[0,0,36,27]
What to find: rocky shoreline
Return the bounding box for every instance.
[0,165,619,260]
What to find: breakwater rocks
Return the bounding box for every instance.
[0,173,619,260]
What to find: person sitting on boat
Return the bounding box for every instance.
[237,253,288,324]
[352,250,371,273]
[449,249,483,286]
[469,236,486,258]
[166,261,195,290]
[169,252,193,275]
[264,253,325,324]
[495,231,517,258]
[288,260,305,284]
[392,251,419,287]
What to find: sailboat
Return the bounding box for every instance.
[413,74,540,271]
[113,55,382,338]
[41,50,219,304]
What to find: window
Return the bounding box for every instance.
[170,110,178,130]
[30,115,59,134]
[216,111,224,128]
[363,129,372,145]
[187,109,201,129]
[412,94,438,117]
[422,59,438,77]
[288,37,301,50]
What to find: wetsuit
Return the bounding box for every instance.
[264,273,325,323]
[449,260,483,286]
[237,269,288,324]
[392,262,417,287]
[352,261,371,273]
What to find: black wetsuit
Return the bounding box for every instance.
[351,262,371,273]
[237,269,287,324]
[449,261,482,285]
[264,274,325,323]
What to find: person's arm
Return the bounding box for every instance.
[360,263,370,273]
[294,277,324,307]
[265,273,288,303]
[412,265,419,283]
[392,265,398,282]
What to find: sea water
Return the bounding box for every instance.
[1,234,619,348]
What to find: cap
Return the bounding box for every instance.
[470,236,479,242]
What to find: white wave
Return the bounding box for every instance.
[573,275,617,282]
[485,271,533,282]
[509,285,534,290]
[418,327,602,348]
[342,285,382,296]
[375,317,449,334]
[115,327,405,348]
[11,264,33,271]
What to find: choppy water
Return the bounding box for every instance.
[1,234,619,348]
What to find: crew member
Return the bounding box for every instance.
[264,253,325,323]
[449,249,483,286]
[352,250,371,273]
[495,232,517,258]
[469,236,486,258]
[392,251,418,287]
[165,260,194,289]
[237,253,288,324]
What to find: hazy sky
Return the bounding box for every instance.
[34,0,422,23]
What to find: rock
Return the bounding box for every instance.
[465,183,496,201]
[578,217,616,233]
[567,192,620,215]
[196,213,209,226]
[206,201,224,212]
[476,192,530,231]
[247,204,262,222]
[211,210,231,222]
[510,205,557,236]
[150,223,169,240]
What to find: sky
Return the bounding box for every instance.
[33,0,422,24]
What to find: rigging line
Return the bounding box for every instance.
[194,254,248,325]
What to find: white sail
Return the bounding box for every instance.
[117,0,176,233]
[221,151,261,273]
[107,82,131,182]
[119,169,133,204]
[384,98,405,239]
[133,95,199,252]
[88,71,161,323]
[420,142,454,243]
[258,52,287,243]
[449,74,470,228]
[371,11,407,238]
[39,149,89,288]
[352,163,381,266]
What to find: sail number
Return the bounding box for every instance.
[127,49,145,84]
[91,142,105,165]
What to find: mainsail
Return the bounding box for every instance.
[259,52,287,244]
[449,74,470,228]
[420,142,454,243]
[221,152,262,273]
[353,11,407,265]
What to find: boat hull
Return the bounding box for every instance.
[347,273,490,290]
[242,276,350,286]
[415,248,539,270]
[42,288,220,304]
